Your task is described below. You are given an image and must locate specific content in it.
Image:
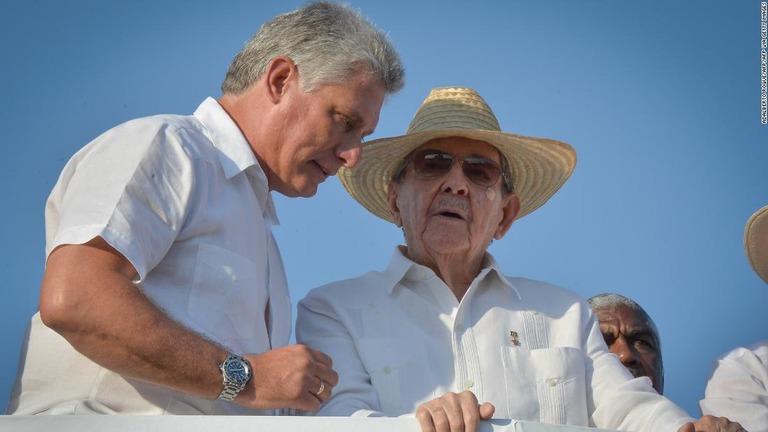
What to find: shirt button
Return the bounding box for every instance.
[368,303,376,309]
[456,324,465,332]
[464,380,474,389]
[383,366,392,374]
[546,378,557,387]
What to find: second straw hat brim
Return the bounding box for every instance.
[745,205,768,284]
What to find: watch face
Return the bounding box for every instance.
[224,357,251,385]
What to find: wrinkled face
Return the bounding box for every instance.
[266,72,386,197]
[387,137,519,263]
[595,305,664,394]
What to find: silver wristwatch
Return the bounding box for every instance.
[218,353,252,401]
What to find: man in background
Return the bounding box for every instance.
[589,293,664,394]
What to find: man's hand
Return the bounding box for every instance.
[39,239,339,412]
[238,344,339,412]
[415,391,495,432]
[677,415,746,432]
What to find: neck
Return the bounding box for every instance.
[218,91,276,189]
[405,247,486,301]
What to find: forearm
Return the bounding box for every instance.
[40,239,338,412]
[40,240,226,400]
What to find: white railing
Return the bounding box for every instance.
[0,415,618,432]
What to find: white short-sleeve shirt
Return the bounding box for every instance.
[7,98,291,415]
[700,341,768,432]
[297,247,694,430]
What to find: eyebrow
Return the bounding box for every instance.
[340,109,375,138]
[623,328,659,345]
[600,325,656,341]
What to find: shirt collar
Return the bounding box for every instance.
[194,97,279,226]
[478,253,521,300]
[382,246,417,295]
[383,246,522,300]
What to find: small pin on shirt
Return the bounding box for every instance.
[509,330,520,346]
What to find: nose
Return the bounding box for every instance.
[611,337,638,365]
[336,137,363,168]
[441,160,469,195]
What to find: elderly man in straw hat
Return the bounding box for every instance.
[296,87,742,432]
[700,205,768,432]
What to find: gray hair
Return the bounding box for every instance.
[588,293,661,353]
[221,1,405,95]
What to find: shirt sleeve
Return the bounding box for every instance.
[584,307,694,430]
[700,345,768,432]
[296,287,387,417]
[46,119,197,280]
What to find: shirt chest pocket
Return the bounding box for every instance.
[356,338,434,416]
[501,346,588,426]
[187,243,268,344]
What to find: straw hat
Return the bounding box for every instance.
[338,86,577,223]
[745,205,768,284]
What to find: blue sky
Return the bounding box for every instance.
[1,0,766,418]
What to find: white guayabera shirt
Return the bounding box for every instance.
[297,247,694,431]
[701,341,768,432]
[7,98,290,415]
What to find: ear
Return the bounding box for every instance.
[494,193,521,240]
[264,57,299,103]
[386,181,403,227]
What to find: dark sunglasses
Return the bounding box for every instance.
[405,149,505,188]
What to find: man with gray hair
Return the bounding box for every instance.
[588,293,664,395]
[6,1,403,416]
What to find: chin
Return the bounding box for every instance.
[275,177,320,198]
[297,182,320,198]
[424,237,470,254]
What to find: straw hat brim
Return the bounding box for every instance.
[745,205,768,284]
[339,128,577,223]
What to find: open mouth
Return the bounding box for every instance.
[439,211,464,220]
